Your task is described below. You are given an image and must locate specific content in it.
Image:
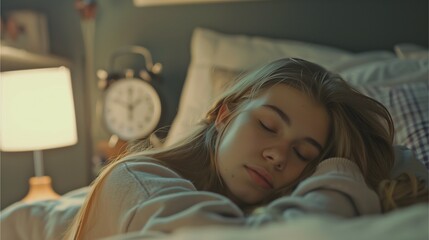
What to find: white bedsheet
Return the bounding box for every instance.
[105,204,429,240]
[0,187,89,240]
[1,186,427,240]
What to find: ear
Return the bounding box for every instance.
[215,104,230,129]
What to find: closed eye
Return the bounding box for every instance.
[293,147,310,162]
[259,120,276,133]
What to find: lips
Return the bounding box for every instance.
[245,165,274,189]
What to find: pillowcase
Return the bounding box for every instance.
[210,67,243,100]
[329,51,395,72]
[339,57,428,87]
[357,81,429,169]
[394,43,428,60]
[211,30,354,71]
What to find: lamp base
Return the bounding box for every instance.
[21,176,60,202]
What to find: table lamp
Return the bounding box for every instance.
[0,66,78,202]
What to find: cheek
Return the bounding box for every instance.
[278,155,309,187]
[217,119,260,160]
[292,163,308,180]
[216,118,261,181]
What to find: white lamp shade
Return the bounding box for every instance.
[0,67,78,151]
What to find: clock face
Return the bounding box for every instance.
[102,78,161,140]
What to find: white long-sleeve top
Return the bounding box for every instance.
[0,157,381,240]
[76,157,380,239]
[79,158,244,239]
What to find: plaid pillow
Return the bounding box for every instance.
[357,81,429,169]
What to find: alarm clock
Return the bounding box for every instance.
[102,77,161,140]
[98,45,162,141]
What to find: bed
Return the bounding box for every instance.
[1,27,428,240]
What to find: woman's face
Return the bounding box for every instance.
[216,84,330,205]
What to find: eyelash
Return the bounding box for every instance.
[260,120,309,162]
[293,148,309,162]
[259,120,276,133]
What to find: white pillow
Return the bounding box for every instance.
[165,28,355,146]
[394,43,429,60]
[164,28,424,146]
[357,81,429,169]
[164,29,220,146]
[329,51,395,72]
[211,31,354,71]
[339,57,428,86]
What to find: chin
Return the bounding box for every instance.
[227,185,265,205]
[237,194,265,205]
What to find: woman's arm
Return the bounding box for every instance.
[79,159,244,239]
[247,158,381,226]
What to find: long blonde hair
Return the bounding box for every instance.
[65,58,427,239]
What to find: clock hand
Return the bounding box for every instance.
[127,104,134,121]
[131,98,142,107]
[128,87,134,105]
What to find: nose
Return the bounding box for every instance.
[262,147,287,171]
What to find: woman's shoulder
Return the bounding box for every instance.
[290,157,381,214]
[111,156,182,179]
[312,157,365,181]
[102,156,196,197]
[292,157,370,196]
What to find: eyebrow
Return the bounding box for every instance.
[262,104,324,152]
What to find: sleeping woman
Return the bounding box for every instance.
[64,58,428,239]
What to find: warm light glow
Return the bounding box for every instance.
[0,67,78,151]
[21,176,60,202]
